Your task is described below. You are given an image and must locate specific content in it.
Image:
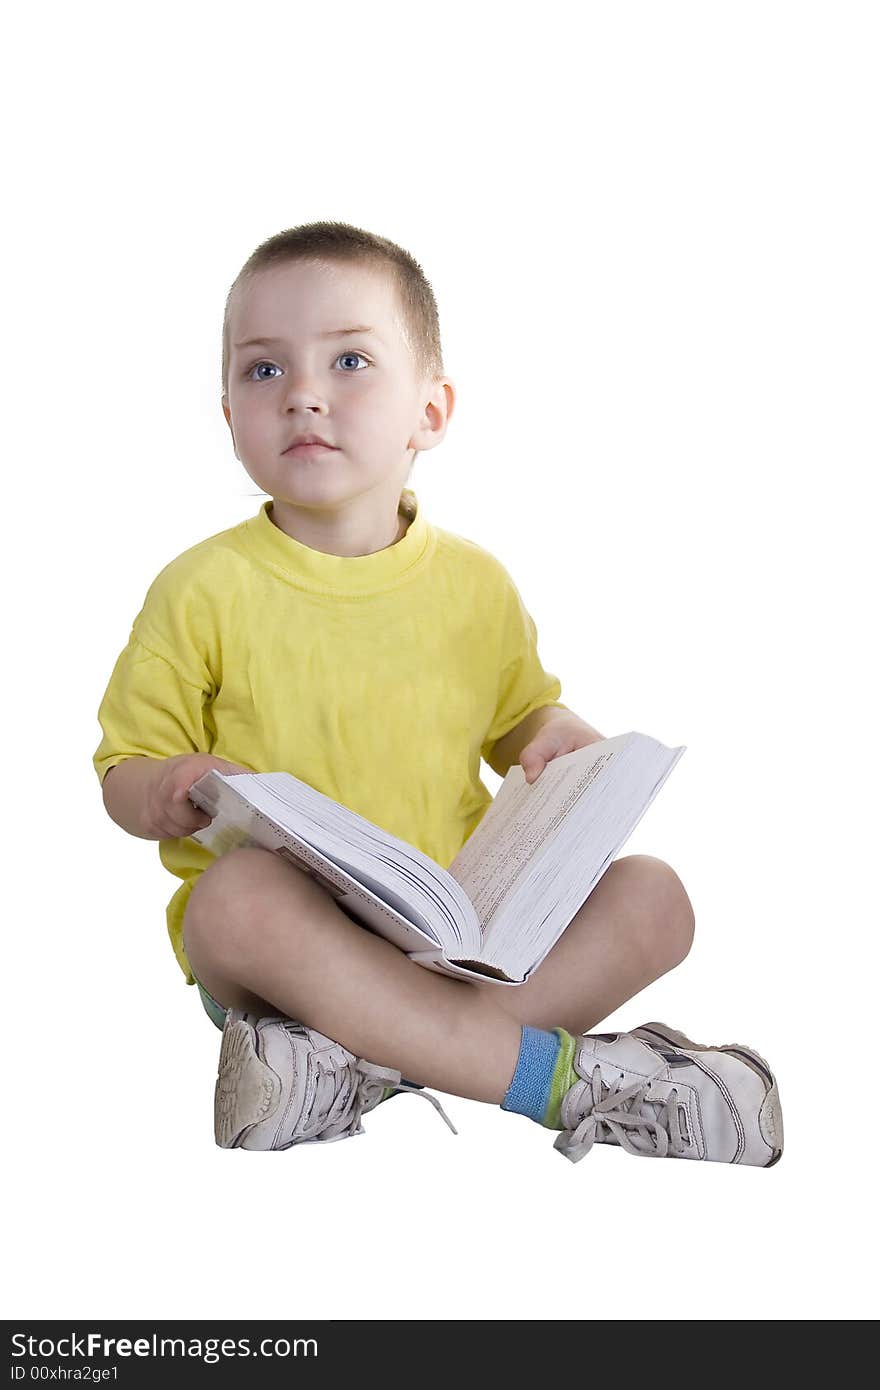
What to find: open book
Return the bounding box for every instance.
[187,731,685,986]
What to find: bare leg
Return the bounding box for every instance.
[471,855,696,1034]
[183,848,522,1103]
[183,850,694,1105]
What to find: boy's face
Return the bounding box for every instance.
[223,260,451,524]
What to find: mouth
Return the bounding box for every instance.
[283,440,338,456]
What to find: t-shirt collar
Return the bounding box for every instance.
[244,488,430,595]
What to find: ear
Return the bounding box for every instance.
[409,378,456,454]
[221,397,239,458]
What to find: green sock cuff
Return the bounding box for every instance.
[541,1027,578,1129]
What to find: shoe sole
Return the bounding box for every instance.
[214,1016,282,1149]
[633,1021,784,1166]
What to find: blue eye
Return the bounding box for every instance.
[337,352,369,372]
[246,352,370,381]
[249,362,281,381]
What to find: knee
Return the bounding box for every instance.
[183,847,306,972]
[186,846,274,924]
[625,855,696,973]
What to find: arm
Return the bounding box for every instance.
[102,752,253,840]
[102,757,164,840]
[487,705,606,782]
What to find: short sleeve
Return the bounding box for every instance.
[93,638,212,787]
[92,561,217,788]
[480,574,564,766]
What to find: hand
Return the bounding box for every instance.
[520,715,605,786]
[145,753,252,840]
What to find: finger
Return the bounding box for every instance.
[169,814,211,838]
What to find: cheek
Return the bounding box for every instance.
[237,405,280,438]
[337,386,392,428]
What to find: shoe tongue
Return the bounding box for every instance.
[579,1032,669,1079]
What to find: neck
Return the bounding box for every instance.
[267,496,410,557]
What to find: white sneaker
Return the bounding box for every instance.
[554,1022,783,1166]
[214,1010,458,1151]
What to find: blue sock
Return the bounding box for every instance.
[500,1025,563,1122]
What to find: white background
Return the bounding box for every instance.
[3,0,877,1323]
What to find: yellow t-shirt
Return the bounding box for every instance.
[93,489,565,984]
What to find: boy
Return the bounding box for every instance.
[94,222,783,1166]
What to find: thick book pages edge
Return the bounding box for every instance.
[191,769,483,958]
[188,774,444,958]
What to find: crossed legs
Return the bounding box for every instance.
[182,850,695,1104]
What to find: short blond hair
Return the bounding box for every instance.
[221,220,445,399]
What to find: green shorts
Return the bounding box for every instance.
[195,978,229,1031]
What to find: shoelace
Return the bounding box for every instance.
[554,1065,689,1163]
[356,1060,458,1135]
[294,1038,458,1140]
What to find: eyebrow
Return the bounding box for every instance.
[233,326,380,350]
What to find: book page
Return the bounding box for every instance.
[188,775,448,955]
[447,741,620,932]
[188,768,481,956]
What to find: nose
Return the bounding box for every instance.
[283,368,329,412]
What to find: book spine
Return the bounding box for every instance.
[408,952,520,986]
